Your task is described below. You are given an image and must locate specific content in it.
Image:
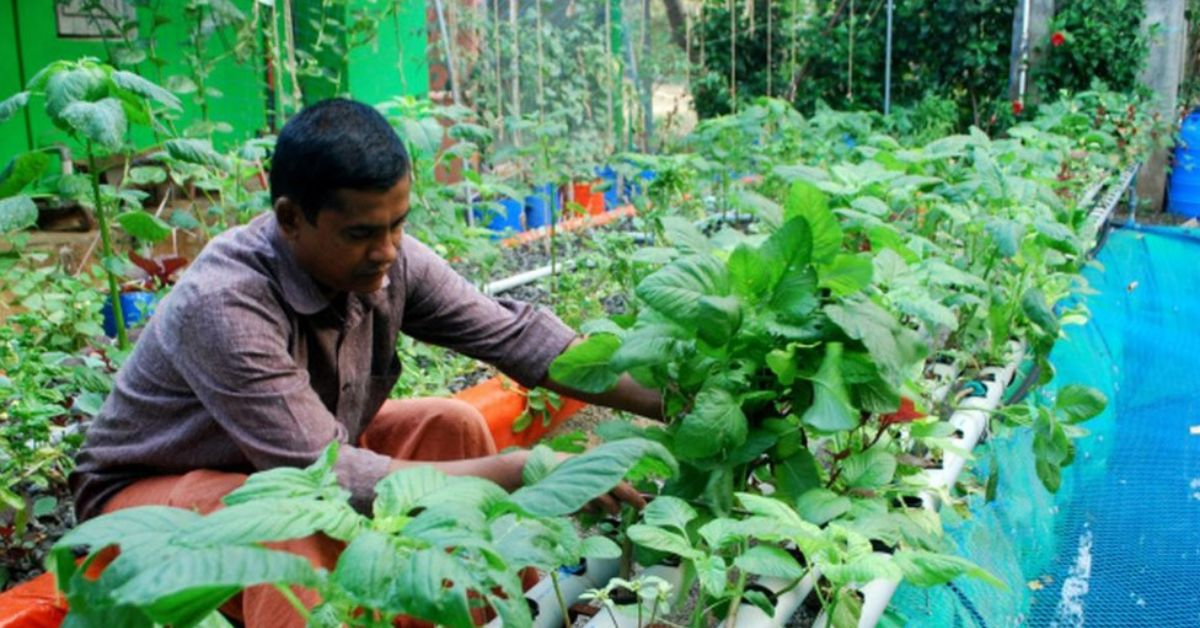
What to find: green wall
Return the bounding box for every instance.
[0,0,430,165]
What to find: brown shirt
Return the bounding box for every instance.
[70,213,576,519]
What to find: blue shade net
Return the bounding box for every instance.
[891,225,1200,627]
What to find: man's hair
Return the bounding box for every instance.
[270,98,410,224]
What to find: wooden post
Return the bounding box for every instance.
[1137,0,1188,213]
[1007,0,1055,106]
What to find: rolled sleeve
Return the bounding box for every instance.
[400,236,578,388]
[169,286,394,511]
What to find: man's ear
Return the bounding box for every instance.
[275,196,304,238]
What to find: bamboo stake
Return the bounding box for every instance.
[604,0,615,153]
[493,0,504,140]
[729,0,736,111]
[767,1,773,98]
[510,0,521,147]
[434,0,463,106]
[535,0,546,124]
[282,0,302,110]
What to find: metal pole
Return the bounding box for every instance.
[884,0,893,115]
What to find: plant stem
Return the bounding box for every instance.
[724,555,748,627]
[88,144,129,351]
[273,584,313,622]
[550,570,572,628]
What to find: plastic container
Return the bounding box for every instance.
[624,169,656,200]
[474,198,525,236]
[595,166,620,209]
[525,184,560,229]
[566,182,605,216]
[1168,109,1200,217]
[102,291,157,338]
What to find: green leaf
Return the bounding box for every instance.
[641,495,697,531]
[696,295,743,346]
[826,296,927,385]
[0,151,50,197]
[662,215,712,254]
[388,548,480,627]
[735,493,806,528]
[45,65,108,120]
[608,324,684,372]
[60,98,128,150]
[695,554,728,597]
[820,254,874,296]
[675,387,748,459]
[167,210,202,230]
[510,438,677,517]
[893,550,1006,589]
[521,445,561,485]
[179,499,363,546]
[128,166,167,186]
[801,343,857,433]
[110,70,181,110]
[401,117,445,158]
[373,465,450,517]
[117,211,172,243]
[775,448,823,500]
[784,180,841,262]
[0,195,37,232]
[548,334,621,393]
[165,139,231,171]
[331,530,404,611]
[728,243,769,298]
[795,488,851,525]
[986,220,1024,258]
[1055,385,1107,424]
[0,91,30,124]
[759,216,815,288]
[769,265,820,321]
[636,254,730,329]
[627,525,701,559]
[829,587,864,627]
[734,545,806,580]
[581,535,622,559]
[841,449,897,489]
[112,546,317,608]
[1021,287,1059,336]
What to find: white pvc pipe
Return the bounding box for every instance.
[483,259,578,296]
[811,554,900,628]
[485,557,620,628]
[581,564,685,628]
[734,569,820,627]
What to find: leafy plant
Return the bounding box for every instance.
[51,439,676,627]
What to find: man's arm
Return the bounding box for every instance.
[538,338,664,421]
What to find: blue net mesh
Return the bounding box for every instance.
[891,225,1200,627]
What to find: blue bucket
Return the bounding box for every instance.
[525,184,560,229]
[102,291,157,338]
[474,198,524,236]
[595,166,619,209]
[624,169,656,200]
[1168,109,1200,217]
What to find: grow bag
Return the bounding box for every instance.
[454,376,586,451]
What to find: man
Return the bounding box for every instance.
[70,99,661,626]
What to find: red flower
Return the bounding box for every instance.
[881,397,926,426]
[1051,31,1066,47]
[1012,100,1024,116]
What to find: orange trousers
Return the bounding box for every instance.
[100,398,530,628]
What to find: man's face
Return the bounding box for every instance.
[277,176,412,295]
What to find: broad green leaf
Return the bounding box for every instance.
[521,445,560,485]
[759,216,815,287]
[58,506,202,553]
[840,449,897,489]
[0,152,50,197]
[128,166,167,186]
[510,438,676,517]
[388,548,480,628]
[581,535,622,559]
[0,91,29,124]
[332,530,405,611]
[111,70,181,110]
[675,387,748,459]
[696,294,743,346]
[770,265,820,321]
[829,587,864,627]
[45,65,108,120]
[60,98,128,150]
[1021,287,1059,336]
[695,554,728,597]
[795,488,851,526]
[986,219,1024,258]
[1055,385,1107,424]
[401,117,445,158]
[627,524,701,559]
[641,495,697,531]
[735,493,804,527]
[734,545,805,580]
[728,243,769,297]
[636,254,730,329]
[775,448,822,499]
[662,215,712,254]
[801,343,857,433]
[784,180,841,262]
[820,254,873,296]
[851,196,890,217]
[893,550,1006,589]
[165,139,231,171]
[608,324,683,372]
[180,499,363,545]
[168,210,202,230]
[766,344,799,385]
[112,546,317,607]
[548,334,621,393]
[0,195,37,232]
[826,296,927,384]
[117,210,172,243]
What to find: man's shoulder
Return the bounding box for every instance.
[163,216,287,323]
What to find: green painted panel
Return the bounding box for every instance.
[346,0,430,104]
[13,1,268,156]
[0,0,31,161]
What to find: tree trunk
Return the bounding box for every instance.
[661,0,688,53]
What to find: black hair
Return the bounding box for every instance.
[270,98,410,224]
